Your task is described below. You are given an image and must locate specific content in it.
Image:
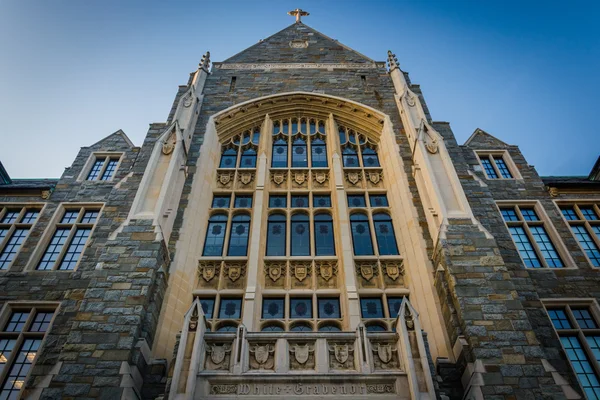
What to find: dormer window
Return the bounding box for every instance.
[83,154,122,181]
[474,151,519,179]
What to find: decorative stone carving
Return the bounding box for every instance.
[328,342,355,370]
[405,92,416,107]
[215,63,379,70]
[317,261,337,282]
[371,342,399,370]
[289,343,315,370]
[249,343,275,370]
[183,91,193,108]
[210,384,237,395]
[238,171,255,186]
[205,343,231,370]
[189,306,199,331]
[345,170,362,186]
[384,262,404,281]
[224,263,245,282]
[265,263,285,282]
[217,171,234,188]
[292,170,308,188]
[271,171,287,186]
[404,305,415,330]
[292,263,311,282]
[198,261,220,282]
[356,263,378,282]
[387,50,399,71]
[548,186,559,197]
[200,51,210,71]
[41,190,51,199]
[289,40,308,48]
[367,171,382,185]
[312,170,329,185]
[162,130,177,155]
[366,384,395,394]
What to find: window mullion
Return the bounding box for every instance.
[490,155,503,179]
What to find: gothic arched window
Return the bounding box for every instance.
[292,137,308,168]
[272,137,288,168]
[361,147,380,167]
[266,213,286,256]
[291,213,310,256]
[342,146,359,168]
[202,213,228,256]
[240,147,257,168]
[373,212,399,255]
[314,213,335,256]
[311,137,327,167]
[227,214,251,256]
[350,212,374,256]
[219,148,237,168]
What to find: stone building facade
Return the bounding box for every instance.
[1,13,599,400]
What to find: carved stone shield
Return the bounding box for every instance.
[228,265,241,282]
[254,345,269,365]
[273,172,285,185]
[376,343,392,364]
[294,172,306,185]
[294,344,309,365]
[183,92,193,108]
[240,173,253,185]
[162,131,176,155]
[368,172,381,185]
[200,264,216,282]
[360,265,374,281]
[211,345,226,365]
[334,344,349,364]
[294,265,308,282]
[385,264,399,281]
[268,264,282,282]
[347,172,360,185]
[319,264,333,282]
[314,172,327,184]
[219,173,231,185]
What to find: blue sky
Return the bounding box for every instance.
[0,0,598,178]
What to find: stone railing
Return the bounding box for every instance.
[168,298,435,399]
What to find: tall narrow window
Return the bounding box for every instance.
[311,137,327,167]
[361,147,380,167]
[202,214,228,256]
[561,204,600,267]
[342,146,359,168]
[37,207,99,271]
[219,148,237,168]
[291,213,310,256]
[240,147,257,168]
[100,159,119,181]
[86,159,104,180]
[350,213,374,256]
[493,156,513,178]
[314,213,335,256]
[227,214,250,256]
[266,213,286,256]
[86,155,121,181]
[0,208,39,270]
[292,137,308,168]
[373,212,399,255]
[480,158,498,179]
[272,138,288,168]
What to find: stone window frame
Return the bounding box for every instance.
[0,204,45,271]
[270,117,328,169]
[542,298,600,398]
[26,203,104,272]
[258,292,344,332]
[496,200,576,269]
[194,294,243,332]
[554,200,600,268]
[358,293,409,332]
[0,301,59,399]
[474,150,521,180]
[78,152,124,182]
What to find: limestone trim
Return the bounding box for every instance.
[0,203,46,271]
[473,149,522,180]
[496,200,577,269]
[553,200,600,268]
[77,151,125,182]
[213,62,381,70]
[24,202,104,272]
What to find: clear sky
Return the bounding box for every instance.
[0,0,598,178]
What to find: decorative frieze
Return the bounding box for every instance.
[210,381,396,396]
[213,62,380,70]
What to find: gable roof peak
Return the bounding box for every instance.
[464,127,510,147]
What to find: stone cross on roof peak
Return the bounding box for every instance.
[287,8,309,23]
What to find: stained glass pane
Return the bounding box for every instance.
[360,298,384,318]
[311,143,327,167]
[234,196,253,209]
[313,195,331,208]
[200,298,215,319]
[347,195,366,208]
[318,298,341,319]
[240,148,257,168]
[373,213,399,256]
[369,194,389,207]
[291,214,310,256]
[290,298,312,319]
[361,147,380,167]
[350,214,374,256]
[269,195,287,208]
[202,215,228,257]
[262,298,284,319]
[548,309,571,329]
[218,298,242,319]
[227,215,250,256]
[212,195,231,209]
[314,214,335,256]
[262,325,284,332]
[387,297,405,318]
[266,214,286,256]
[219,148,237,168]
[291,196,308,208]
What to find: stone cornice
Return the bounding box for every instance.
[213,62,386,70]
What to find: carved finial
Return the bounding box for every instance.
[288,8,309,23]
[387,50,399,71]
[200,51,211,71]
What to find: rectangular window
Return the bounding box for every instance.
[0,305,55,399]
[313,195,331,208]
[369,194,389,207]
[211,195,231,209]
[199,298,215,319]
[476,152,517,179]
[290,298,312,319]
[0,206,40,270]
[545,303,600,399]
[269,195,287,208]
[37,206,100,271]
[86,155,121,181]
[218,298,242,319]
[500,204,564,268]
[234,195,253,209]
[347,194,366,208]
[360,297,384,319]
[560,204,600,267]
[317,298,341,319]
[262,298,285,319]
[290,195,309,208]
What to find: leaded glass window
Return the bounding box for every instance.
[291,213,310,256]
[311,137,327,167]
[360,298,384,318]
[269,195,287,208]
[347,194,366,208]
[350,213,374,256]
[291,195,309,208]
[240,147,257,168]
[373,212,399,255]
[218,298,242,319]
[361,147,380,167]
[313,195,331,208]
[234,195,252,209]
[212,195,231,209]
[369,194,388,207]
[227,214,250,256]
[266,213,286,256]
[342,146,359,168]
[200,298,215,319]
[262,298,285,319]
[219,148,237,168]
[202,214,228,256]
[314,213,335,256]
[318,298,341,319]
[290,298,312,319]
[272,137,288,168]
[292,137,308,168]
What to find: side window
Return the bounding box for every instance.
[0,206,41,270]
[84,154,122,181]
[475,151,519,180]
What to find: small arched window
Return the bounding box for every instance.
[365,323,387,332]
[373,213,399,255]
[272,137,288,168]
[318,324,341,332]
[202,214,228,256]
[261,324,284,332]
[292,137,308,168]
[219,148,237,168]
[227,214,251,256]
[240,147,257,168]
[311,137,327,167]
[314,213,335,256]
[266,213,286,256]
[350,213,374,256]
[342,146,359,168]
[290,323,312,332]
[362,147,380,167]
[217,324,238,332]
[291,213,310,256]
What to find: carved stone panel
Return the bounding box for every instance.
[289,342,315,370]
[264,262,286,289]
[270,170,288,189]
[382,261,405,288]
[291,262,312,289]
[311,170,329,188]
[249,342,276,371]
[217,171,235,189]
[205,342,232,371]
[328,342,355,370]
[370,341,399,371]
[197,261,221,289]
[366,170,383,188]
[221,262,246,290]
[316,261,338,289]
[291,170,308,189]
[236,171,255,189]
[355,262,380,289]
[344,170,364,188]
